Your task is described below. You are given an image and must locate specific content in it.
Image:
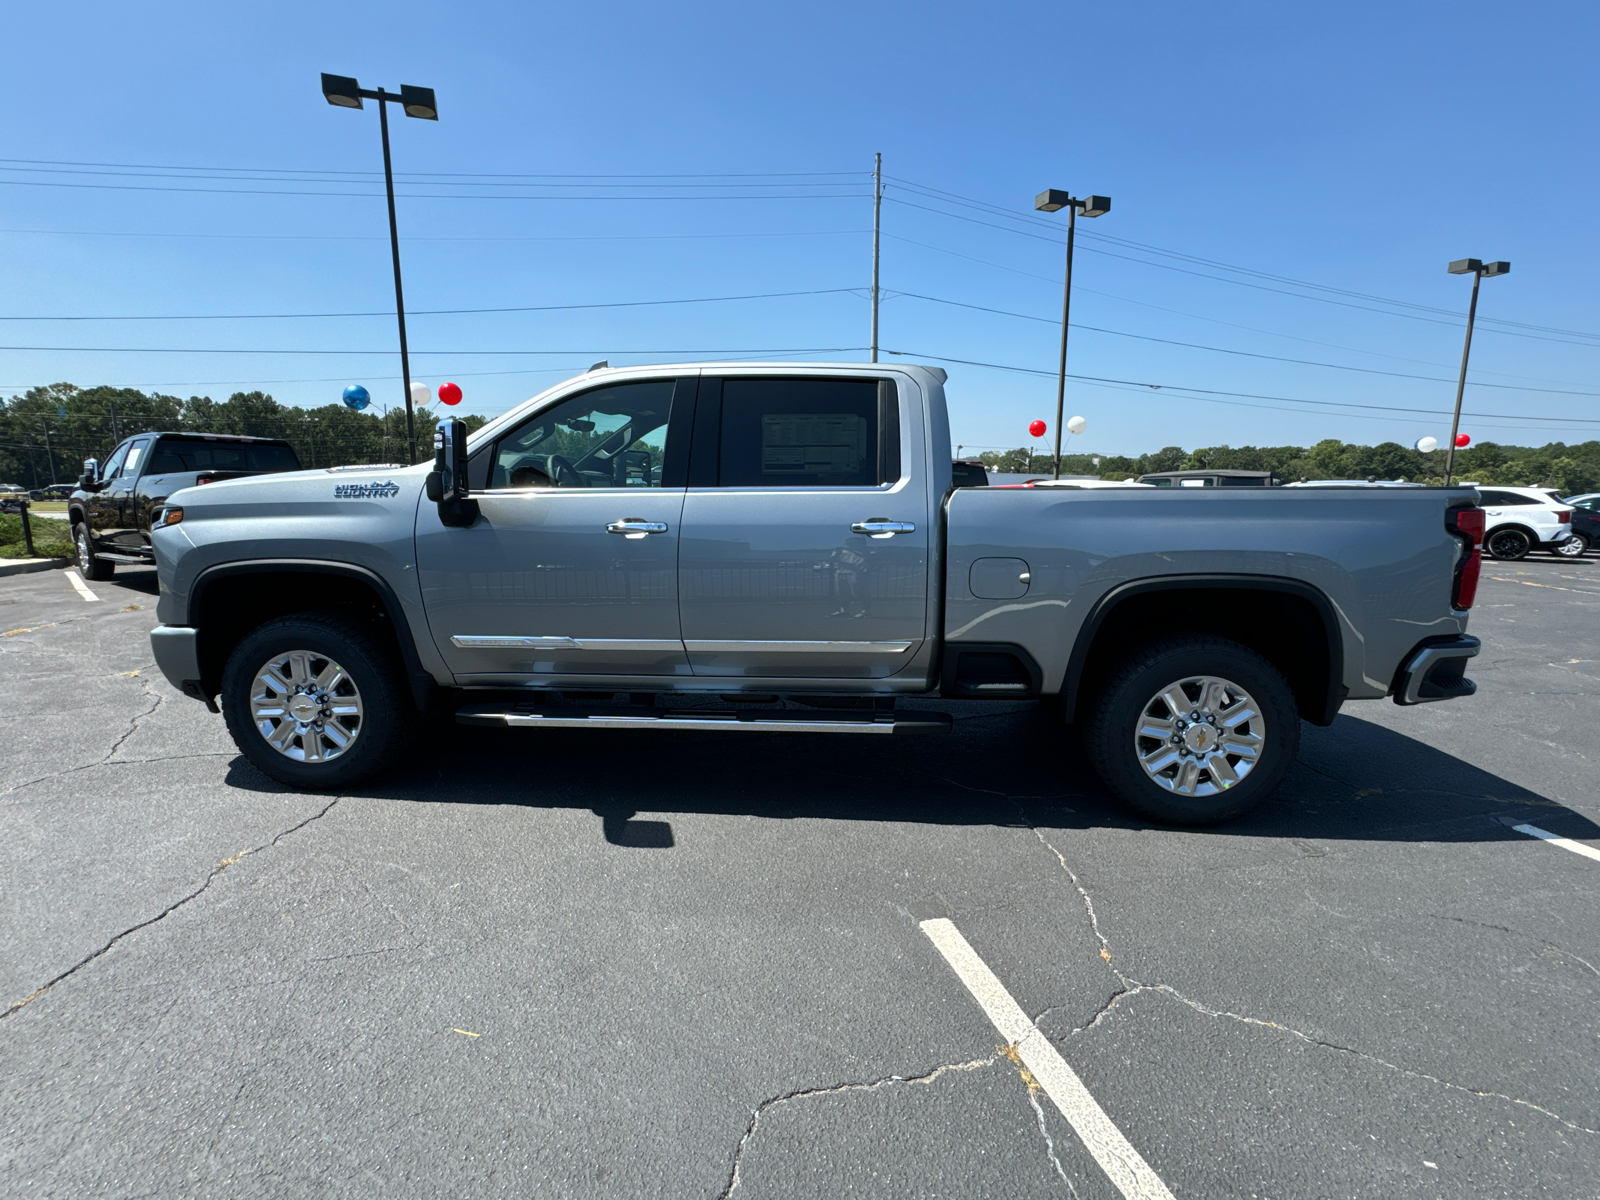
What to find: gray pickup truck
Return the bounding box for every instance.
[148,363,1485,824]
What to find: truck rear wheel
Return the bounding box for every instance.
[1086,636,1299,825]
[221,611,411,791]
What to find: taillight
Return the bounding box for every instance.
[1448,507,1484,610]
[195,474,216,485]
[1554,508,1571,524]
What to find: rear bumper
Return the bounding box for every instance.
[1392,634,1480,705]
[150,625,209,704]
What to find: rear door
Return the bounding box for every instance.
[676,374,931,680]
[416,376,695,684]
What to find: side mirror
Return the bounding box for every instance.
[79,458,99,491]
[426,418,479,527]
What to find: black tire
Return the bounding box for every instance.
[1086,636,1300,826]
[1486,527,1532,561]
[74,523,115,580]
[221,611,413,791]
[1553,533,1588,558]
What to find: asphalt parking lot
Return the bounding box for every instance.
[2,557,1596,1199]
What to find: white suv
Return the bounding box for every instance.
[1470,485,1575,560]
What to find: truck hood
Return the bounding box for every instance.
[166,463,432,513]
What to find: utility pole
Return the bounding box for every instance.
[108,400,120,443]
[870,152,882,363]
[42,422,57,484]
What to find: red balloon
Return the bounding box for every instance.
[1029,419,1047,438]
[1455,433,1471,448]
[438,381,463,406]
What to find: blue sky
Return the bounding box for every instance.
[3,0,1596,456]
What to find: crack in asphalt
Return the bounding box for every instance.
[1,797,342,1020]
[1024,1086,1082,1198]
[105,676,162,761]
[716,1057,995,1198]
[1018,821,1600,1138]
[1430,914,1600,978]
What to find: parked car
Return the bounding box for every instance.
[1468,485,1575,560]
[0,482,27,497]
[41,484,74,501]
[1014,478,1154,489]
[1283,479,1422,488]
[148,363,1484,827]
[1554,493,1599,557]
[1138,469,1275,487]
[69,433,301,579]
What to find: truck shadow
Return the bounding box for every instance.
[225,703,1597,848]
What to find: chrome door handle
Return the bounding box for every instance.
[851,518,916,539]
[606,519,669,539]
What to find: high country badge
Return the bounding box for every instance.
[334,480,402,499]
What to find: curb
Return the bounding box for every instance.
[0,557,72,578]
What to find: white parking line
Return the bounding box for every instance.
[919,917,1176,1200]
[65,570,100,603]
[1512,823,1600,864]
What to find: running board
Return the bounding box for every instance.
[455,706,951,735]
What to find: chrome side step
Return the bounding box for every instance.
[455,707,951,735]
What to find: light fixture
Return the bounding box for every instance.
[400,85,438,120]
[320,73,364,109]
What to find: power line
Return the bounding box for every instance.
[880,349,1600,429]
[881,230,1587,385]
[887,175,1600,345]
[0,178,869,202]
[0,287,864,322]
[888,290,1600,398]
[0,157,868,181]
[0,227,870,243]
[882,190,1600,350]
[0,344,867,358]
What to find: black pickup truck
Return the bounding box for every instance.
[70,433,301,579]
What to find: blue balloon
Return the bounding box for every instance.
[342,384,371,411]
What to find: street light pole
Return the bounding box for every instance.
[322,74,438,466]
[1035,190,1110,478]
[376,93,417,467]
[1443,258,1510,486]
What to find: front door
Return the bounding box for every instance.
[84,439,131,551]
[416,377,694,685]
[108,437,152,551]
[676,375,931,680]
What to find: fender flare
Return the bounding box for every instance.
[189,559,436,710]
[1059,573,1347,726]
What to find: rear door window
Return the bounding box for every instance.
[699,377,898,488]
[147,439,301,474]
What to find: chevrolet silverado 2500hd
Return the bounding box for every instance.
[148,363,1484,824]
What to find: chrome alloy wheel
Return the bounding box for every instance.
[249,650,364,763]
[1555,534,1586,558]
[76,526,92,572]
[1134,675,1265,796]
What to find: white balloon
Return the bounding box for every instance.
[409,381,431,406]
[1415,436,1438,453]
[1066,415,1087,435]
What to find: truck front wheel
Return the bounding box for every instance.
[221,612,412,790]
[75,523,115,580]
[1086,636,1299,825]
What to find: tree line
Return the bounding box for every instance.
[0,383,489,487]
[4,382,1595,495]
[977,437,1600,493]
